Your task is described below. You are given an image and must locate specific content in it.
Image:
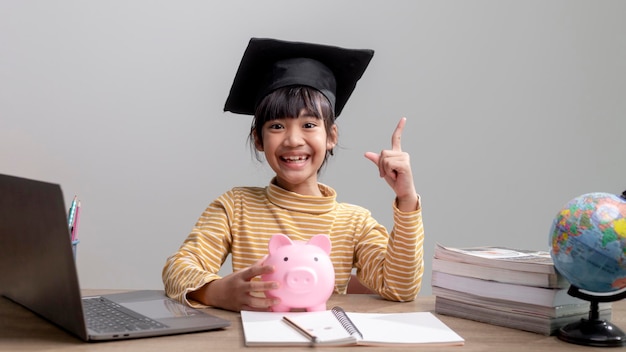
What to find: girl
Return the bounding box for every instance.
[162,38,424,312]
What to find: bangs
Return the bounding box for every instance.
[255,86,333,124]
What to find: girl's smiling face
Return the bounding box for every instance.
[250,86,338,195]
[255,110,337,195]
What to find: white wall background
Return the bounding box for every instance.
[1,1,624,295]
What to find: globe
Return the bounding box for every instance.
[549,192,626,293]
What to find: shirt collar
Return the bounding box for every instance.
[266,178,337,214]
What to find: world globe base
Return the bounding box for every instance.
[558,318,625,347]
[556,285,626,347]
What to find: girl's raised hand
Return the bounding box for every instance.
[364,117,419,212]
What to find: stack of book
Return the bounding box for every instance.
[431,243,612,335]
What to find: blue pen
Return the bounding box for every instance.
[67,196,78,230]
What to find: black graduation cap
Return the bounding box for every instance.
[224,37,374,118]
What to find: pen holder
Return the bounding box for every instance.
[72,239,79,260]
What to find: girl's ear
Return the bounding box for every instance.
[253,130,264,151]
[327,123,338,150]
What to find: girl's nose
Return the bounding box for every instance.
[283,128,305,147]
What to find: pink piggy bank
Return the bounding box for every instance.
[261,234,335,312]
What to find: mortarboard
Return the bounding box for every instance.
[224,37,374,118]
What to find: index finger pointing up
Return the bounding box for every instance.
[391,117,406,151]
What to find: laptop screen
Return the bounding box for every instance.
[0,174,88,339]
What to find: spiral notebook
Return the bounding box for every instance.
[241,306,464,347]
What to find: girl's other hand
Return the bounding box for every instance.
[188,262,281,312]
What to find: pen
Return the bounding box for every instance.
[282,316,317,345]
[67,196,78,231]
[71,201,81,241]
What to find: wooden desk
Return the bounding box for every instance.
[1,290,623,351]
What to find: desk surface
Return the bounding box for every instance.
[1,290,623,352]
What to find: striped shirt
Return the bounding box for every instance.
[162,181,424,307]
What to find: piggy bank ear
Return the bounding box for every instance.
[268,234,293,254]
[308,235,332,255]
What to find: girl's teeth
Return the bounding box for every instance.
[284,156,307,162]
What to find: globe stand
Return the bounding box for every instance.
[557,285,626,347]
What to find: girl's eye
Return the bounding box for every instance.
[268,123,284,130]
[303,122,317,129]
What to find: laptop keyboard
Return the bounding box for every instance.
[83,297,168,333]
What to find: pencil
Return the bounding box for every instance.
[282,316,317,345]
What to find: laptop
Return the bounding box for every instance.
[0,173,230,341]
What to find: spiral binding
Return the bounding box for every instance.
[331,306,363,339]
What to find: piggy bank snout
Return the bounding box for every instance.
[283,267,318,291]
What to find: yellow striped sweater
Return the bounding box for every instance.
[162,181,424,307]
